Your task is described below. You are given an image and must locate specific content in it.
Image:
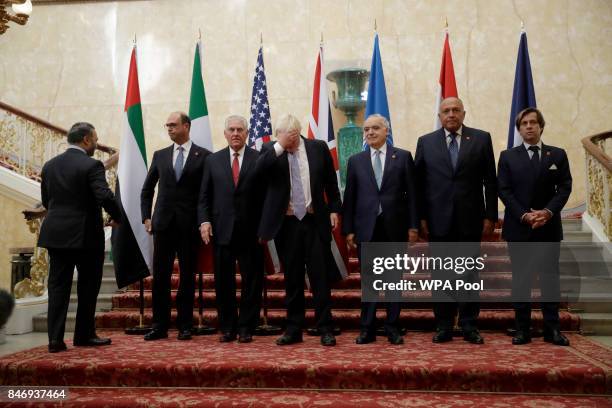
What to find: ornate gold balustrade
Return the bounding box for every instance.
[0,100,119,298]
[582,131,612,240]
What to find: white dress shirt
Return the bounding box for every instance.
[370,142,387,181]
[523,140,543,159]
[229,145,246,170]
[172,139,192,169]
[444,126,463,149]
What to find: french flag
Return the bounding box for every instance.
[307,45,349,279]
[507,30,536,148]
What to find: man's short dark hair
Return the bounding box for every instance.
[67,122,95,144]
[515,107,545,131]
[178,112,191,128]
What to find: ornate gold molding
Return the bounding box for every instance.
[583,131,612,240]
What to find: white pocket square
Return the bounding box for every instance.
[549,164,558,170]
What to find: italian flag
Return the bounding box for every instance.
[112,45,153,288]
[433,30,458,130]
[189,41,213,151]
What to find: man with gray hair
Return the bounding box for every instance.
[256,114,341,346]
[197,115,264,343]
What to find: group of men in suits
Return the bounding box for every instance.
[40,98,572,353]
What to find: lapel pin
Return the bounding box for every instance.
[195,151,200,156]
[546,151,551,156]
[392,154,396,159]
[465,136,471,140]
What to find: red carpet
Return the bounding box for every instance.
[1,332,610,394]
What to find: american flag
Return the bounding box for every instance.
[248,46,272,151]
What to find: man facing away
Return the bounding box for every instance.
[39,122,121,352]
[141,112,211,341]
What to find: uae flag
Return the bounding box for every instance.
[433,30,458,130]
[189,40,213,151]
[111,45,153,288]
[307,45,349,280]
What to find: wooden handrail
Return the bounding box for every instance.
[581,131,612,172]
[0,100,117,154]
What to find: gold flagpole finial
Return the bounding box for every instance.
[320,32,323,46]
[260,32,263,45]
[445,17,448,29]
[133,33,137,46]
[521,20,525,31]
[374,18,377,32]
[198,28,202,41]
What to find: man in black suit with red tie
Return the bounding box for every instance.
[141,112,210,341]
[415,97,498,345]
[498,108,572,346]
[39,122,121,352]
[256,114,341,347]
[198,115,264,343]
[342,114,419,345]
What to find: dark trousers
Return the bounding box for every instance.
[430,229,481,332]
[359,215,401,335]
[508,242,561,332]
[47,247,104,344]
[276,214,333,335]
[152,223,198,331]
[214,224,264,335]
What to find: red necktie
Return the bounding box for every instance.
[232,152,240,186]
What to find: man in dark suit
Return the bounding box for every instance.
[342,114,418,345]
[38,122,121,353]
[498,107,572,346]
[415,97,497,344]
[198,115,264,343]
[141,112,210,341]
[256,114,341,346]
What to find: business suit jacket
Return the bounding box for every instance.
[198,146,263,245]
[38,148,121,250]
[498,143,572,242]
[141,143,210,233]
[414,126,498,238]
[342,146,418,243]
[256,137,342,243]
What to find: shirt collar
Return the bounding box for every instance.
[444,126,463,138]
[523,140,542,151]
[67,145,87,154]
[174,139,192,152]
[230,145,246,157]
[370,142,387,156]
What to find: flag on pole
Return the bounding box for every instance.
[433,30,458,130]
[365,33,393,146]
[247,45,279,274]
[307,46,349,279]
[111,45,153,288]
[189,40,213,151]
[507,30,536,148]
[248,46,272,151]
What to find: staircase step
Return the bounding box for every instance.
[578,313,612,335]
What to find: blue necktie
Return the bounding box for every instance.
[373,149,383,189]
[448,133,458,170]
[288,152,306,220]
[174,146,184,181]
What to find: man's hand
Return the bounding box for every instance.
[482,219,495,237]
[419,219,429,240]
[346,233,357,250]
[106,219,120,228]
[144,219,152,234]
[408,228,419,243]
[530,208,552,229]
[330,213,339,232]
[276,129,300,152]
[200,223,213,245]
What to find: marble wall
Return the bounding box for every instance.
[1,0,611,209]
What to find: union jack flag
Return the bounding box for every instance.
[248,46,272,151]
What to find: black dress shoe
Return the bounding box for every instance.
[276,333,303,346]
[177,329,192,341]
[355,331,376,344]
[320,332,336,346]
[432,330,453,343]
[48,342,67,353]
[463,330,484,344]
[238,333,253,343]
[219,332,237,343]
[73,336,112,347]
[512,331,532,345]
[144,329,168,341]
[387,331,404,345]
[544,329,570,346]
